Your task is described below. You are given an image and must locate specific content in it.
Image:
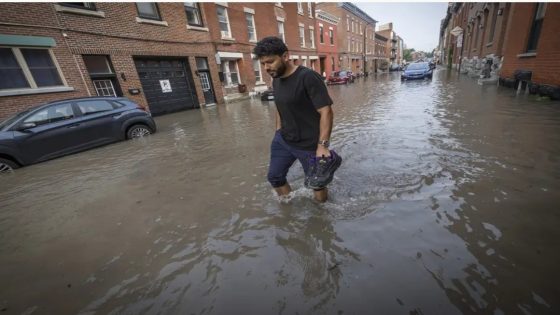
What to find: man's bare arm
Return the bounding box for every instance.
[316,105,333,156]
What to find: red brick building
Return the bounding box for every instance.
[280,2,319,71]
[439,2,559,98]
[316,2,376,75]
[0,2,223,119]
[500,3,560,88]
[315,9,339,78]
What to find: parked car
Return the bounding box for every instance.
[327,70,355,85]
[260,88,275,101]
[0,96,157,172]
[389,63,401,72]
[401,62,433,81]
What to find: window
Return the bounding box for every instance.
[92,80,116,97]
[329,29,334,45]
[252,59,262,83]
[24,103,74,126]
[136,3,161,20]
[245,12,257,42]
[216,6,231,38]
[331,57,335,71]
[0,48,30,90]
[488,4,499,43]
[527,3,546,52]
[77,100,114,115]
[302,59,307,68]
[299,26,305,47]
[297,2,303,14]
[346,17,349,31]
[347,39,350,52]
[83,55,113,75]
[275,2,282,7]
[309,27,315,48]
[307,2,312,17]
[0,48,66,91]
[184,2,203,26]
[360,23,363,35]
[221,60,240,86]
[59,2,96,10]
[277,21,285,42]
[20,49,63,87]
[83,55,120,97]
[319,26,324,44]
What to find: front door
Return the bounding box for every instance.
[199,71,216,105]
[195,57,216,105]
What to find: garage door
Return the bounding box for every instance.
[134,58,199,116]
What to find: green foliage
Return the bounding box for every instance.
[403,48,415,61]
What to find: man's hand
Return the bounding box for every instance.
[316,145,330,158]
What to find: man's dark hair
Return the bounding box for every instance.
[253,36,288,58]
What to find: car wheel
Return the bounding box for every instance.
[0,158,19,173]
[127,124,152,139]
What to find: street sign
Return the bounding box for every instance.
[159,80,172,93]
[457,34,463,48]
[450,26,463,37]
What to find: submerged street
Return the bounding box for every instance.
[1,68,559,314]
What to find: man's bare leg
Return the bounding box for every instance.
[274,183,292,197]
[313,188,328,203]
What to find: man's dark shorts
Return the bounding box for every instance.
[268,130,314,188]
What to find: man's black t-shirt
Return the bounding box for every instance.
[273,66,333,151]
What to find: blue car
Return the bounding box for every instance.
[401,62,433,81]
[0,97,156,172]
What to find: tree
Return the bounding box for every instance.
[403,48,415,62]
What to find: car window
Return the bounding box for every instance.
[0,110,30,130]
[77,100,114,115]
[23,103,75,126]
[339,71,347,76]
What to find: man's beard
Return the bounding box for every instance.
[269,62,287,78]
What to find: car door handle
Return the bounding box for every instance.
[67,123,80,129]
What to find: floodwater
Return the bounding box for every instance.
[1,69,559,314]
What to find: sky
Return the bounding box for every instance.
[356,2,449,52]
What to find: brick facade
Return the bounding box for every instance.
[0,2,223,120]
[500,3,560,86]
[316,2,377,75]
[315,9,339,78]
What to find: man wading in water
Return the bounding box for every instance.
[253,36,341,203]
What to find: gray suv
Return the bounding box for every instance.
[0,97,156,172]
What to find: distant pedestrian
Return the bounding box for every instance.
[253,36,341,203]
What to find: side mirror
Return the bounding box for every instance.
[17,122,36,131]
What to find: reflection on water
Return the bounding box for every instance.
[1,69,559,314]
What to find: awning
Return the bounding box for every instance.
[217,51,244,59]
[0,34,56,47]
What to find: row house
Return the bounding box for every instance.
[0,2,222,119]
[316,2,377,75]
[377,23,399,66]
[315,9,339,78]
[0,2,325,120]
[374,33,389,70]
[439,2,559,99]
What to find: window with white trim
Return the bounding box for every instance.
[299,25,305,47]
[297,2,303,15]
[221,60,240,86]
[329,29,334,45]
[309,27,315,48]
[346,16,349,31]
[319,26,324,44]
[136,3,161,20]
[60,2,96,10]
[307,2,312,17]
[277,21,285,42]
[245,12,257,42]
[0,47,65,91]
[216,5,232,38]
[252,58,262,83]
[184,2,203,27]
